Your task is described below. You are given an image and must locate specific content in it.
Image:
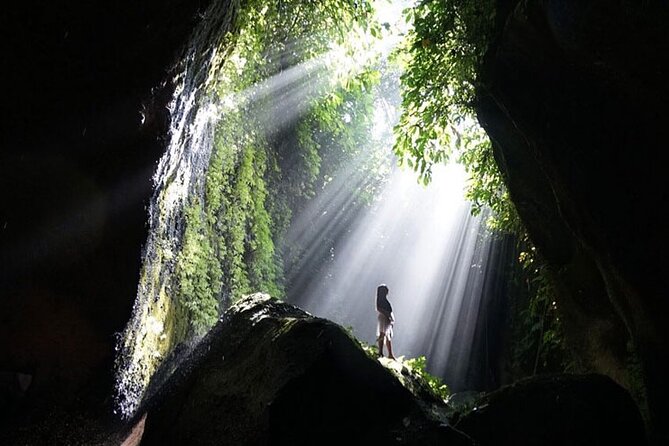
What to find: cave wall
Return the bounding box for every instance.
[0,0,213,422]
[476,0,669,441]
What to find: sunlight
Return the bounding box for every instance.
[282,1,506,386]
[285,160,497,390]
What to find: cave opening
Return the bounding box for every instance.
[2,0,665,444]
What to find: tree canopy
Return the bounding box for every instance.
[392,0,519,231]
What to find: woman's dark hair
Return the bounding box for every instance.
[376,284,391,312]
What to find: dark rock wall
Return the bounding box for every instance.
[476,0,669,441]
[0,0,213,422]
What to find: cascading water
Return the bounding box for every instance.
[114,1,237,417]
[113,0,382,418]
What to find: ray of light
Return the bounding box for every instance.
[285,161,509,391]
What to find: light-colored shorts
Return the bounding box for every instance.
[377,312,394,340]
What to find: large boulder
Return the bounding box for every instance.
[455,374,647,445]
[136,294,469,446]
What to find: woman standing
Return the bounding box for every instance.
[376,284,395,359]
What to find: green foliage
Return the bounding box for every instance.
[394,0,496,166]
[393,0,518,230]
[175,200,222,335]
[458,136,521,233]
[394,0,575,377]
[304,69,388,198]
[508,243,574,376]
[170,0,384,334]
[405,355,450,401]
[355,337,450,402]
[120,0,408,414]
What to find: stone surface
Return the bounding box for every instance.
[137,294,470,446]
[455,373,647,446]
[0,0,215,436]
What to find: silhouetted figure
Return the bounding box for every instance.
[376,284,395,359]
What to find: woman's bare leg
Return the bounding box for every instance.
[377,335,385,357]
[386,339,395,360]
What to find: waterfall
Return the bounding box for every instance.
[114,0,237,418]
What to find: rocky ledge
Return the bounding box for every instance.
[133,293,467,445]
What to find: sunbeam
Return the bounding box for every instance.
[284,160,508,391]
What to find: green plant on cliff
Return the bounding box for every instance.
[394,0,495,168]
[510,245,573,376]
[175,200,222,335]
[405,355,450,400]
[357,339,450,402]
[171,0,384,334]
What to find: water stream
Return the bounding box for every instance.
[114,1,237,417]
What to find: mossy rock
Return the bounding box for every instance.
[136,294,470,445]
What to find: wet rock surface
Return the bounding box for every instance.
[0,0,214,436]
[134,296,646,446]
[137,294,469,446]
[2,295,647,445]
